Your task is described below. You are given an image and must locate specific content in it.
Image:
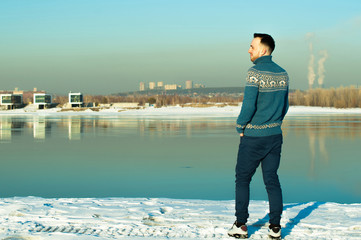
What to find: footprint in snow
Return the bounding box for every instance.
[160,207,173,214]
[141,201,156,206]
[3,236,40,240]
[142,213,165,226]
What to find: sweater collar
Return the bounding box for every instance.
[253,55,272,65]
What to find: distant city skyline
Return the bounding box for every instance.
[1,0,361,94]
[139,80,204,91]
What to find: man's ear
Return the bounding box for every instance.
[261,47,270,56]
[260,47,266,56]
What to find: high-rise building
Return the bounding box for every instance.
[139,82,145,91]
[164,84,178,90]
[185,80,193,89]
[157,82,164,89]
[149,82,156,90]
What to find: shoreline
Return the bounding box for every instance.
[0,105,361,117]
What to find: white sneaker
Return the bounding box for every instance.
[268,224,281,239]
[228,221,248,239]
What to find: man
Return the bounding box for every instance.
[228,33,289,239]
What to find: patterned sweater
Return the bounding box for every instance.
[236,55,289,137]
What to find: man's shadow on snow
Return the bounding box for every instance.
[247,202,325,239]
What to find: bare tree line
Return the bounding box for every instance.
[290,86,361,108]
[52,94,243,107]
[52,86,361,108]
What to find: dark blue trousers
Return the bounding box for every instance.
[235,134,283,225]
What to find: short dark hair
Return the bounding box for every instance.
[254,33,275,53]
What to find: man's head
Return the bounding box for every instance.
[248,33,275,62]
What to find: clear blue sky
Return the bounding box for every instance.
[1,0,361,94]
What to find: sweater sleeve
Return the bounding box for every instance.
[281,86,289,120]
[236,70,259,134]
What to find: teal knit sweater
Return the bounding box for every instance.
[236,55,289,137]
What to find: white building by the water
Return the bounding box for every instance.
[0,94,23,109]
[68,92,83,107]
[33,93,52,109]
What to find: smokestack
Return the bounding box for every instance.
[317,50,329,88]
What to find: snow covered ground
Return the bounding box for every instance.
[0,197,360,240]
[1,105,361,117]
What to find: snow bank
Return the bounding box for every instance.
[287,106,361,115]
[1,106,361,117]
[0,197,360,239]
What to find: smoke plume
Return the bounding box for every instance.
[306,33,316,89]
[317,50,329,87]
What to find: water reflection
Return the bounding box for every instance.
[32,116,52,140]
[0,115,360,202]
[0,120,12,141]
[0,115,361,141]
[283,116,361,139]
[67,118,83,140]
[282,115,361,178]
[307,132,329,175]
[0,116,234,141]
[1,115,360,179]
